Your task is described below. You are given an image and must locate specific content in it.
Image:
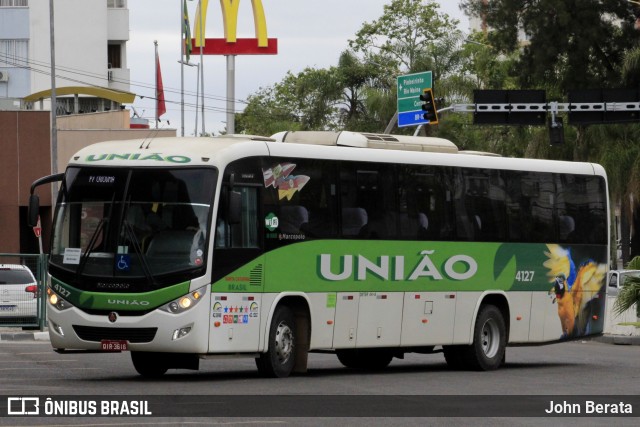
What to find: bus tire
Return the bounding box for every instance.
[462,304,506,371]
[256,305,296,378]
[336,349,393,370]
[131,352,168,378]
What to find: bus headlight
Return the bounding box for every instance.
[47,287,74,311]
[159,285,207,314]
[171,324,193,340]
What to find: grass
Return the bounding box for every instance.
[617,322,640,327]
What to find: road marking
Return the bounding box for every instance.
[17,352,62,355]
[0,359,77,364]
[0,367,99,370]
[2,359,78,363]
[16,422,285,427]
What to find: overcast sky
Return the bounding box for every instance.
[128,0,469,135]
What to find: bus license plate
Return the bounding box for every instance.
[100,340,128,351]
[0,305,16,312]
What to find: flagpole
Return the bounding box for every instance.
[180,0,185,136]
[199,0,205,136]
[194,62,199,135]
[154,40,159,129]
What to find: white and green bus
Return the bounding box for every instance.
[29,131,609,377]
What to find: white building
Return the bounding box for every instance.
[0,0,130,112]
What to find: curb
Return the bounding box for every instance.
[0,329,49,342]
[591,334,640,346]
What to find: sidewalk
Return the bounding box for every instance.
[0,327,49,342]
[591,334,640,345]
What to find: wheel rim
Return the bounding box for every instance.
[481,318,500,358]
[274,321,294,365]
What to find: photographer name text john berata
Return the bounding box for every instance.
[545,400,633,414]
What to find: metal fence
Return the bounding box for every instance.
[0,253,47,330]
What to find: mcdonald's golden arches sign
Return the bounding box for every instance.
[192,0,278,55]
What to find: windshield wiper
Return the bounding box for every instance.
[76,217,107,278]
[122,220,157,287]
[75,193,117,279]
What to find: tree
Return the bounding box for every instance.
[589,124,640,264]
[614,256,640,318]
[235,86,301,136]
[462,0,638,92]
[236,68,342,135]
[335,51,391,131]
[461,0,640,161]
[349,0,461,73]
[347,0,470,134]
[622,47,640,87]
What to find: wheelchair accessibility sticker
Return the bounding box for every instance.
[116,254,131,271]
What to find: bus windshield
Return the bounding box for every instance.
[50,166,217,289]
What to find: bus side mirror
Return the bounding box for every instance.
[28,194,40,227]
[228,190,242,225]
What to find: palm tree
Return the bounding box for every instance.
[591,124,640,265]
[622,47,640,87]
[614,256,640,318]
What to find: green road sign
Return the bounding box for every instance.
[397,71,432,127]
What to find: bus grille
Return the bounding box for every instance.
[72,326,157,343]
[250,264,263,287]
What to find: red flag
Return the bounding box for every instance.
[155,49,166,119]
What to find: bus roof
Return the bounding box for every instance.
[67,132,605,178]
[270,131,458,154]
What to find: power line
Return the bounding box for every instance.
[0,51,252,109]
[0,53,310,123]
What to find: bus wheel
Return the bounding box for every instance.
[463,304,506,371]
[336,349,393,370]
[256,305,296,378]
[131,352,168,378]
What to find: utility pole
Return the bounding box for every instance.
[49,0,58,201]
[198,0,205,136]
[226,55,235,134]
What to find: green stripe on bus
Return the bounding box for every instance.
[50,278,191,311]
[212,241,606,293]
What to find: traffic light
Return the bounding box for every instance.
[420,88,439,125]
[548,116,565,145]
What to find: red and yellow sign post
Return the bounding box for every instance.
[189,0,278,133]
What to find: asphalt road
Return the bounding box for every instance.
[0,339,638,425]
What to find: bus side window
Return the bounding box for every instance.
[279,205,309,234]
[340,162,394,239]
[292,159,338,239]
[342,207,369,237]
[397,165,452,241]
[556,174,607,245]
[216,187,258,249]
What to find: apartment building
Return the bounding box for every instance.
[0,0,130,112]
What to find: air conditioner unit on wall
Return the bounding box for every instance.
[0,71,8,82]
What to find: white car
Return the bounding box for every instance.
[0,264,38,322]
[607,269,640,297]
